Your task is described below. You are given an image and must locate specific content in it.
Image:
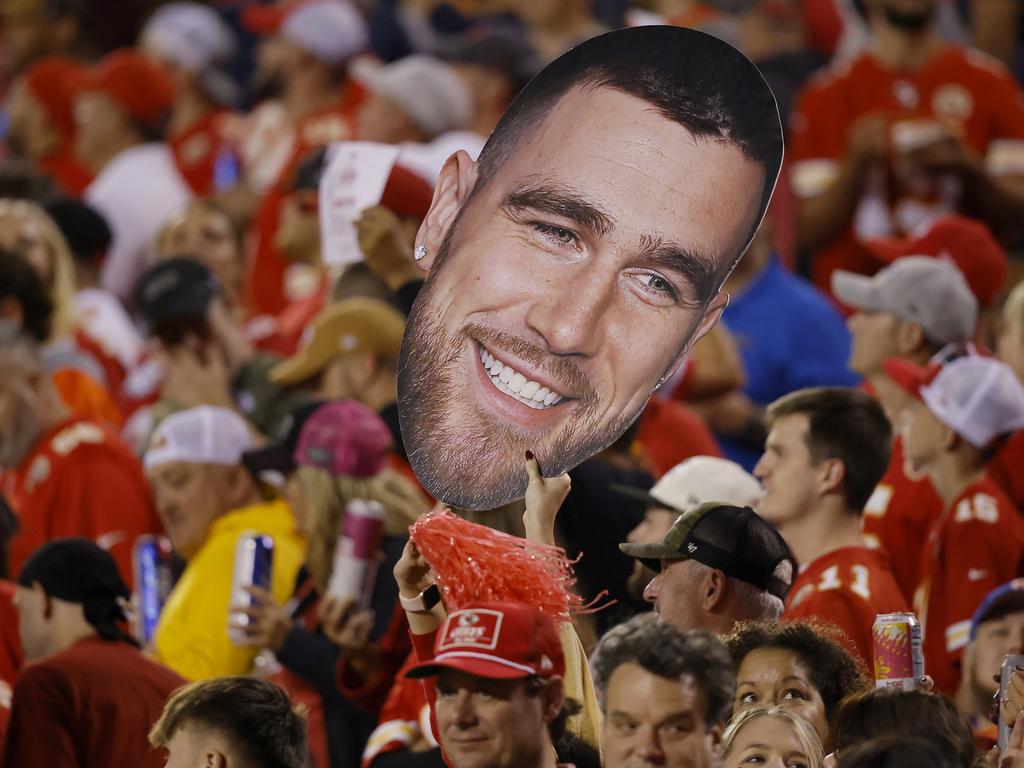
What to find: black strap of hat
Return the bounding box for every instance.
[687,538,790,600]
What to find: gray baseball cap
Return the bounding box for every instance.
[832,256,978,345]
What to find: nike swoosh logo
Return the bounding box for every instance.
[968,569,989,582]
[96,531,127,551]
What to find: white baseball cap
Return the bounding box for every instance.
[613,455,762,514]
[144,406,253,469]
[357,55,474,138]
[140,2,237,73]
[886,355,1024,449]
[281,0,368,65]
[832,257,978,345]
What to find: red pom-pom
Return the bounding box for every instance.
[410,508,585,621]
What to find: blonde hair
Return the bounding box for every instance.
[298,465,428,592]
[721,706,824,768]
[0,198,77,340]
[1004,281,1024,336]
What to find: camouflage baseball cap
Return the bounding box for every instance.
[619,502,795,600]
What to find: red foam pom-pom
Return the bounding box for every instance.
[410,508,585,621]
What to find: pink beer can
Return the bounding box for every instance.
[326,499,386,608]
[873,612,924,690]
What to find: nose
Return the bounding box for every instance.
[632,724,665,764]
[626,522,644,544]
[524,263,617,358]
[643,573,660,605]
[451,690,478,727]
[752,455,768,481]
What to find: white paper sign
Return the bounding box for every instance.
[319,141,400,266]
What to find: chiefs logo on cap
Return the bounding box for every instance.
[439,609,503,652]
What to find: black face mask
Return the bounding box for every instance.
[882,4,935,32]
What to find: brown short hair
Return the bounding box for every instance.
[149,677,308,768]
[766,387,892,512]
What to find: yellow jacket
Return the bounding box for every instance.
[152,499,305,681]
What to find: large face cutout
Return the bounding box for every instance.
[398,27,783,510]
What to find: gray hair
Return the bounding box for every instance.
[590,613,735,726]
[689,558,793,623]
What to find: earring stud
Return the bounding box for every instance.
[414,245,426,261]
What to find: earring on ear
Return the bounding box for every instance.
[414,245,426,261]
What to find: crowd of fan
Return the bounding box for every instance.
[3,0,1024,766]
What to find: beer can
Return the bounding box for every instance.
[326,499,385,609]
[873,612,924,690]
[132,534,175,645]
[999,654,1024,749]
[229,533,275,644]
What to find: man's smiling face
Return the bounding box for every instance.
[399,84,765,509]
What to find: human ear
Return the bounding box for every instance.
[541,677,565,723]
[703,568,727,612]
[818,458,846,497]
[414,150,478,272]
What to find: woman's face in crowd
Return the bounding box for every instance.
[0,210,53,285]
[733,648,829,743]
[722,716,815,768]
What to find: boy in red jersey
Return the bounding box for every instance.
[754,387,908,669]
[886,354,1024,695]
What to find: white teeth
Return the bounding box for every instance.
[478,345,565,410]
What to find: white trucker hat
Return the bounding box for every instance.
[886,355,1024,449]
[281,0,367,65]
[612,455,762,514]
[832,256,978,345]
[144,406,253,469]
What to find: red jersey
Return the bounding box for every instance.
[169,109,233,196]
[1,636,184,767]
[38,151,93,197]
[914,477,1024,694]
[861,437,944,602]
[636,397,723,479]
[987,429,1024,513]
[1,417,160,586]
[783,546,909,670]
[245,86,365,315]
[790,46,1024,293]
[0,582,20,746]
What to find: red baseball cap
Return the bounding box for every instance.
[405,602,565,681]
[83,49,175,129]
[293,400,392,478]
[864,215,1008,307]
[24,56,88,142]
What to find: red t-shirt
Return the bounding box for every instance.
[914,477,1024,695]
[635,397,723,479]
[169,109,233,196]
[245,86,365,316]
[1,417,160,586]
[1,636,184,767]
[0,582,20,746]
[783,546,909,671]
[861,437,944,603]
[789,46,1024,293]
[987,429,1024,513]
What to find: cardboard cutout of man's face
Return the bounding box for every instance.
[398,27,783,510]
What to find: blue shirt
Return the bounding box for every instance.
[721,254,860,469]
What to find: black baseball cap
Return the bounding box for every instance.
[619,502,795,600]
[18,537,132,641]
[242,399,325,478]
[134,257,220,335]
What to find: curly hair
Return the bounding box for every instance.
[590,613,735,726]
[723,619,868,718]
[828,689,976,767]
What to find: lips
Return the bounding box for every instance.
[478,345,567,410]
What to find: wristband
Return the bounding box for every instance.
[399,583,441,613]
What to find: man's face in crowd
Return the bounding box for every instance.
[644,559,706,633]
[603,662,720,768]
[161,725,236,768]
[846,310,901,377]
[0,209,54,285]
[73,91,126,172]
[13,582,52,661]
[733,647,829,744]
[626,506,678,597]
[964,610,1024,700]
[897,397,945,477]
[754,414,821,526]
[158,205,244,303]
[146,461,234,560]
[400,84,765,509]
[0,368,48,468]
[434,669,562,768]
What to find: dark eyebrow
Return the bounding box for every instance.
[637,234,720,305]
[503,183,615,238]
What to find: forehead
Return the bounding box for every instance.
[768,413,810,446]
[147,460,202,482]
[980,608,1024,632]
[437,668,522,694]
[607,663,704,712]
[738,647,809,681]
[477,84,765,264]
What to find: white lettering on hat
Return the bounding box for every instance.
[686,542,697,554]
[438,609,503,652]
[540,655,553,671]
